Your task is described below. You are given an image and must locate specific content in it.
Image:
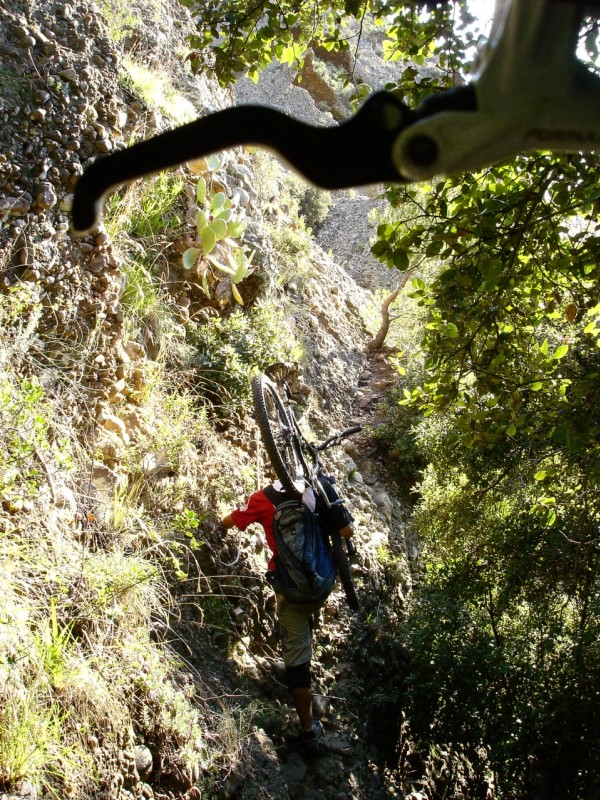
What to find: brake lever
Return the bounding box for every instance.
[72,92,414,234]
[71,0,600,235]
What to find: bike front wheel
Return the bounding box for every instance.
[331,533,359,610]
[252,373,308,497]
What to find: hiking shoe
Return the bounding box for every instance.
[299,720,326,754]
[300,720,323,742]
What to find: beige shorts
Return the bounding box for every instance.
[276,594,323,668]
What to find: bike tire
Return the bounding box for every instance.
[252,373,306,497]
[331,532,359,610]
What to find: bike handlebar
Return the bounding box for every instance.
[71,0,600,234]
[316,425,363,452]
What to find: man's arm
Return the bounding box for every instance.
[221,514,236,529]
[338,522,354,539]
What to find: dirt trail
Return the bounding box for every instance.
[257,352,408,799]
[165,345,408,800]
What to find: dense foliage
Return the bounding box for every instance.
[178,0,477,93]
[188,303,301,417]
[379,150,600,798]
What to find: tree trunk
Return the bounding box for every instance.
[367,271,411,351]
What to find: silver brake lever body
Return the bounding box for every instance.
[395,0,600,179]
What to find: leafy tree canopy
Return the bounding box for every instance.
[178,0,477,91]
[375,150,600,524]
[370,116,600,800]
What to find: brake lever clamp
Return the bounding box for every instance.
[394,0,600,180]
[72,92,415,234]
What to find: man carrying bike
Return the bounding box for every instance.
[221,475,353,750]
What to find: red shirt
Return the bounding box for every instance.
[230,489,278,570]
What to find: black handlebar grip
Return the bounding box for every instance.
[72,158,111,233]
[342,425,363,437]
[71,93,413,234]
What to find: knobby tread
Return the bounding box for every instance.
[331,531,360,610]
[252,374,302,498]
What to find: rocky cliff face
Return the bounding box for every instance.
[0,2,415,799]
[0,0,228,411]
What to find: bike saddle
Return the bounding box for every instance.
[264,363,291,383]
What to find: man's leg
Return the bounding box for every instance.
[286,666,313,730]
[276,596,317,731]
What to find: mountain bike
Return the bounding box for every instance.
[252,363,361,611]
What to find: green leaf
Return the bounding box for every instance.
[377,223,393,237]
[426,239,443,257]
[231,283,244,305]
[371,240,389,257]
[552,344,569,360]
[182,248,200,270]
[206,154,222,171]
[392,250,409,270]
[211,192,226,210]
[227,220,246,238]
[215,206,233,223]
[280,44,299,66]
[201,227,217,254]
[211,218,228,240]
[196,210,208,231]
[196,176,207,205]
[233,249,254,283]
[207,254,235,275]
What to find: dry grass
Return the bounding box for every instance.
[0,277,259,799]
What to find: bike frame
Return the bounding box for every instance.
[255,369,360,580]
[275,377,319,488]
[276,377,360,511]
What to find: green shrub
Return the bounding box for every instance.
[98,0,142,42]
[120,59,196,123]
[106,170,185,241]
[0,373,73,512]
[372,383,424,494]
[396,429,600,799]
[267,223,314,288]
[188,302,301,416]
[402,547,600,799]
[120,257,162,317]
[298,185,332,231]
[105,171,190,362]
[182,163,255,306]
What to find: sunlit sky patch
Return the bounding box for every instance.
[467,0,495,29]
